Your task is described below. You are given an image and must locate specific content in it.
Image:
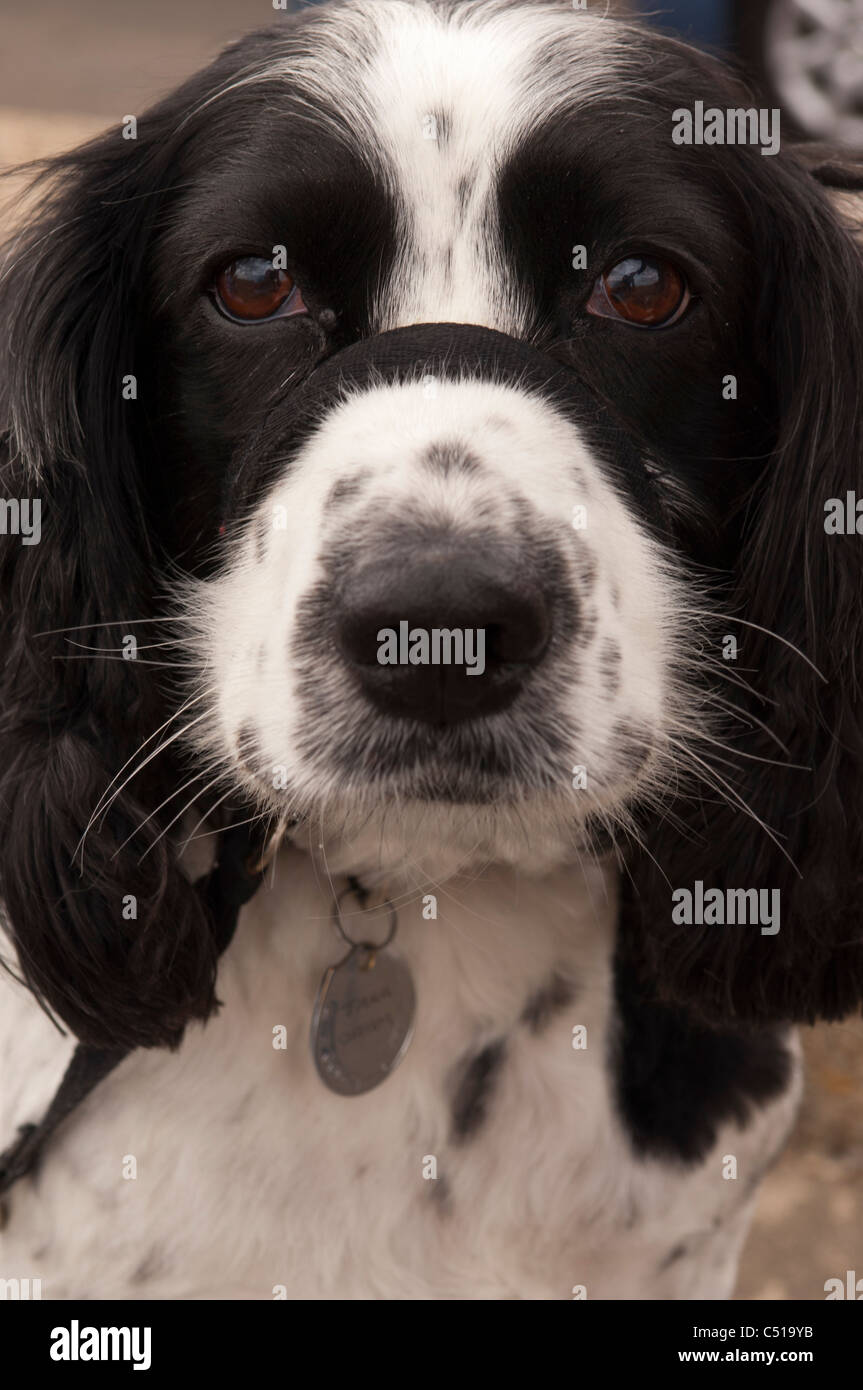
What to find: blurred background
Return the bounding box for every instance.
[1,0,862,1300]
[3,1,863,144]
[635,0,863,147]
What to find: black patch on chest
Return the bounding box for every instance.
[611,951,793,1165]
[451,1040,506,1142]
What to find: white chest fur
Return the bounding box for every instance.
[0,849,800,1300]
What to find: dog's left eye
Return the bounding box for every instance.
[585,256,690,328]
[213,257,307,322]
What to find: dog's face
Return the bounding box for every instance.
[150,1,770,857]
[3,0,863,1047]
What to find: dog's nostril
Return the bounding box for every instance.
[334,550,553,724]
[484,612,549,666]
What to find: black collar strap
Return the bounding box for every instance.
[0,820,267,1207]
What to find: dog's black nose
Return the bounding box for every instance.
[335,547,552,724]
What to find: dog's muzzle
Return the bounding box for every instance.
[225,323,657,727]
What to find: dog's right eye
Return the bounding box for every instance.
[585,256,689,329]
[213,257,307,322]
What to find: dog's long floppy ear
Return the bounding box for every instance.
[0,52,263,1050]
[622,145,863,1027]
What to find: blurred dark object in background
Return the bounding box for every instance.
[634,0,863,147]
[736,0,863,147]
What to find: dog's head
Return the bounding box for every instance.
[2,0,863,1048]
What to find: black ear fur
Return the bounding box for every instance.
[0,19,312,1050]
[622,145,863,1026]
[0,75,243,1050]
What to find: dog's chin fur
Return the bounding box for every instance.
[284,794,603,882]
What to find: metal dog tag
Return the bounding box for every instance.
[311,944,416,1096]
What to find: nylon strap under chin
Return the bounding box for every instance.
[0,820,266,1205]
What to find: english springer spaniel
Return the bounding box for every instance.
[1,0,862,1302]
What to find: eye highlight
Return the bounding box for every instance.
[213,257,307,323]
[586,256,690,329]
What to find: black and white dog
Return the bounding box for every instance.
[1,0,862,1300]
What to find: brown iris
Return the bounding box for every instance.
[586,256,689,328]
[214,257,301,321]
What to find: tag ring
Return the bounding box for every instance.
[332,883,398,951]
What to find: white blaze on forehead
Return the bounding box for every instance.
[254,0,634,333]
